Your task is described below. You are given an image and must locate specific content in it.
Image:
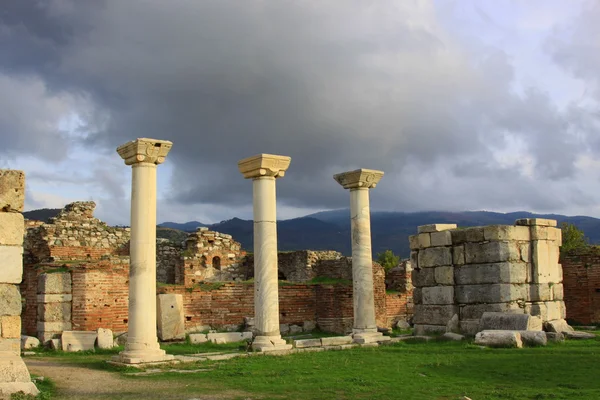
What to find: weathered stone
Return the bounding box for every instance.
[413,287,422,304]
[97,328,114,349]
[395,320,411,330]
[0,169,25,212]
[459,303,524,320]
[451,227,485,244]
[418,247,452,268]
[0,316,20,338]
[38,273,71,294]
[320,336,353,346]
[157,294,185,341]
[412,268,435,287]
[430,231,452,247]
[564,331,596,340]
[551,284,564,300]
[418,233,431,248]
[440,332,464,341]
[38,332,61,345]
[543,319,573,334]
[413,305,458,325]
[483,225,530,241]
[528,284,554,302]
[0,353,39,397]
[0,246,23,284]
[545,332,564,342]
[474,330,523,348]
[0,339,20,355]
[455,284,528,304]
[459,319,480,336]
[446,313,460,333]
[207,332,252,344]
[37,321,71,332]
[0,213,24,246]
[454,262,527,285]
[289,325,303,334]
[408,235,419,250]
[422,286,454,305]
[515,218,557,227]
[20,336,40,350]
[36,294,72,303]
[303,321,316,332]
[531,240,561,283]
[478,312,538,331]
[279,324,290,335]
[413,324,445,336]
[453,245,465,265]
[48,338,61,350]
[418,224,457,233]
[294,339,322,348]
[38,302,71,322]
[464,241,521,264]
[434,266,454,285]
[410,251,418,268]
[518,331,547,346]
[0,284,21,316]
[189,333,208,344]
[61,331,97,352]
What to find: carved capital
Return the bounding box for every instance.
[238,154,291,179]
[117,138,173,166]
[333,169,384,190]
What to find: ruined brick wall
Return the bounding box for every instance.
[385,260,414,326]
[24,201,130,263]
[561,247,600,325]
[244,250,344,282]
[177,228,246,285]
[410,219,566,335]
[157,239,183,284]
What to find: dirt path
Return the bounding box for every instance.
[24,358,250,400]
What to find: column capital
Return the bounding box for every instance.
[333,169,384,189]
[238,154,291,179]
[117,138,173,166]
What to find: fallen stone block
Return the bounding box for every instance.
[545,332,565,342]
[564,331,596,340]
[518,331,547,347]
[543,319,573,334]
[413,324,446,336]
[157,294,185,341]
[320,336,353,346]
[48,339,61,350]
[294,339,322,348]
[20,335,40,350]
[206,332,247,344]
[188,333,208,344]
[61,331,97,352]
[395,320,411,330]
[479,312,539,331]
[474,330,523,348]
[96,328,114,349]
[440,332,465,341]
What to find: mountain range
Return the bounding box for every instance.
[24,208,600,258]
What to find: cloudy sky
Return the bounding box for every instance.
[1,0,599,225]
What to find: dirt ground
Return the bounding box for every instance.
[24,358,251,400]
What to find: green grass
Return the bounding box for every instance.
[26,334,600,399]
[160,341,247,354]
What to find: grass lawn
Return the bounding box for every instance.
[24,334,600,400]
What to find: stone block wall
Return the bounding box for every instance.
[244,250,344,282]
[157,239,183,284]
[37,272,72,343]
[410,219,566,335]
[561,247,600,324]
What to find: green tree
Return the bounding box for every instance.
[376,250,400,272]
[560,222,588,254]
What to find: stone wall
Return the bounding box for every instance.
[410,219,566,335]
[157,239,183,284]
[385,260,414,327]
[244,250,344,282]
[561,247,600,325]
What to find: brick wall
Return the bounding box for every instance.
[561,247,600,325]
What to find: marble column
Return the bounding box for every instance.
[238,154,292,352]
[115,138,175,364]
[334,169,389,344]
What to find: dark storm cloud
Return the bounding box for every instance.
[0,0,597,215]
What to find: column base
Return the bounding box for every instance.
[112,348,175,365]
[252,335,293,352]
[0,382,40,398]
[352,330,391,344]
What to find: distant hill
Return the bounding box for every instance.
[23,208,61,222]
[158,221,208,231]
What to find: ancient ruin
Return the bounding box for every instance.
[113,138,174,364]
[238,153,293,351]
[334,169,389,344]
[0,170,39,397]
[561,247,600,325]
[410,219,570,336]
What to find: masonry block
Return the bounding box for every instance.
[455,284,528,304]
[531,240,561,283]
[418,247,452,268]
[528,284,553,302]
[433,266,453,285]
[0,246,23,284]
[61,331,97,352]
[478,312,535,331]
[413,305,458,325]
[515,218,557,227]
[422,286,454,305]
[0,169,25,212]
[413,287,422,304]
[38,273,72,294]
[525,301,565,321]
[418,224,457,234]
[453,245,465,265]
[483,225,530,241]
[519,243,531,263]
[157,294,185,341]
[418,233,431,248]
[460,302,524,320]
[454,262,527,285]
[412,268,434,287]
[430,231,452,247]
[451,227,484,244]
[37,321,71,332]
[37,294,72,303]
[464,241,521,264]
[413,324,446,335]
[0,213,24,246]
[0,316,20,338]
[0,338,20,355]
[408,235,419,250]
[0,284,21,316]
[38,302,71,322]
[552,283,564,300]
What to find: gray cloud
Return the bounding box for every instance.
[0,0,599,221]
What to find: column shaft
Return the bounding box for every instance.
[349,188,377,332]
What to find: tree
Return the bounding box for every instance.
[376,250,400,272]
[560,222,587,254]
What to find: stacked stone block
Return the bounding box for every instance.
[410,219,566,335]
[0,170,38,397]
[37,272,72,344]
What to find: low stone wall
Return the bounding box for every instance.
[561,247,600,324]
[244,250,344,282]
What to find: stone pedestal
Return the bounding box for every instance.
[114,138,175,364]
[238,154,292,352]
[334,169,388,344]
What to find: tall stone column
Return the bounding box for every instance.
[238,154,292,352]
[334,169,389,344]
[115,138,175,364]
